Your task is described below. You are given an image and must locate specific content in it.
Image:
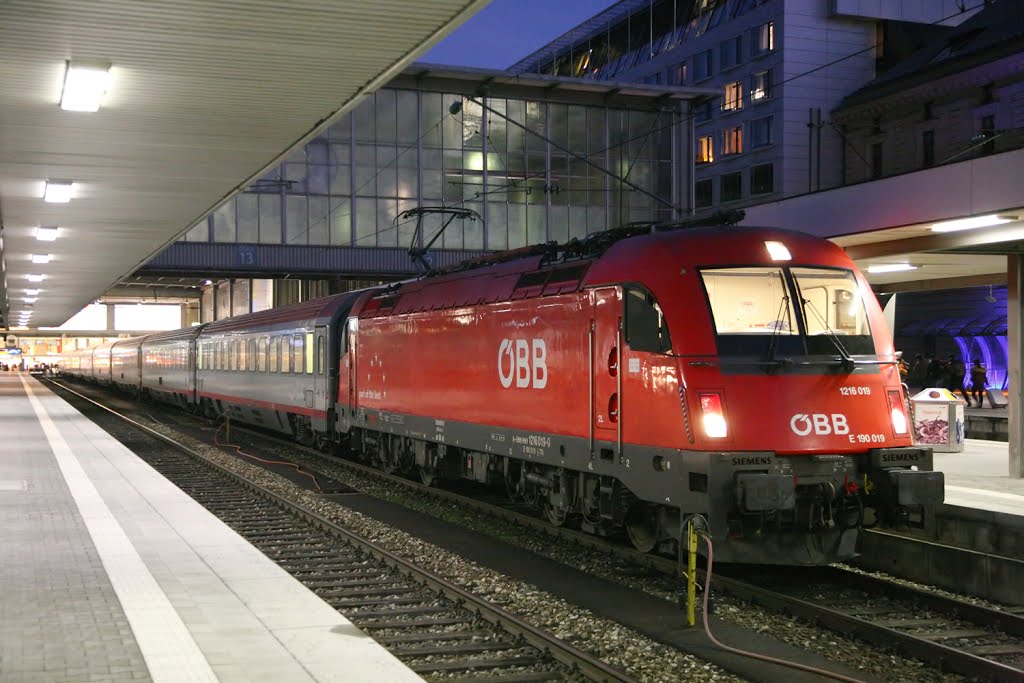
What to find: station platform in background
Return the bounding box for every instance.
[0,373,420,682]
[933,438,1024,516]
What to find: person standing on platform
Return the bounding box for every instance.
[909,353,927,389]
[970,359,988,408]
[948,355,968,403]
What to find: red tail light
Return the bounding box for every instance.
[699,392,728,438]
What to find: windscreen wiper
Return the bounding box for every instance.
[764,292,791,372]
[801,297,856,371]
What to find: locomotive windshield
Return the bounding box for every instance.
[701,266,875,358]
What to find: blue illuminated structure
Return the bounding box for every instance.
[893,285,1007,392]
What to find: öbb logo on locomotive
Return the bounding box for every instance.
[790,413,850,436]
[498,338,548,389]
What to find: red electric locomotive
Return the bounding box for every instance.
[339,224,944,565]
[61,221,944,566]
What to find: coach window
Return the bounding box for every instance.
[305,332,314,374]
[229,341,237,371]
[625,287,672,353]
[269,336,279,373]
[293,334,304,374]
[249,339,257,372]
[316,337,325,375]
[257,337,267,372]
[280,338,291,373]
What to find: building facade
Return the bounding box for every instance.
[511,0,979,212]
[152,66,704,321]
[833,2,1024,186]
[174,67,696,261]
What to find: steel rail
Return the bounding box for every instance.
[53,377,1024,682]
[220,418,1024,683]
[45,378,638,683]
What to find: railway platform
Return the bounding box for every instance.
[935,438,1024,515]
[0,373,420,682]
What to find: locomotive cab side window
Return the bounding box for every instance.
[625,287,672,353]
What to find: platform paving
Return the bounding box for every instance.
[0,373,420,683]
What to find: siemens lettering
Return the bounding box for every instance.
[498,339,548,389]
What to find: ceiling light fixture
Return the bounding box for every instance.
[866,263,919,274]
[931,214,1018,233]
[31,254,53,264]
[36,227,60,241]
[60,60,112,112]
[23,298,37,304]
[27,274,45,282]
[25,289,40,296]
[43,180,74,203]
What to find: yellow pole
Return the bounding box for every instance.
[687,518,697,626]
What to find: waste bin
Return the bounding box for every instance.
[909,388,965,452]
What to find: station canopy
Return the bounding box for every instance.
[0,0,487,328]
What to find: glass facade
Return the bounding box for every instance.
[181,87,674,253]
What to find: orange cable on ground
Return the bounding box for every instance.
[213,420,324,493]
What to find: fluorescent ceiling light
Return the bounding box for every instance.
[867,263,918,274]
[25,289,40,296]
[931,214,1017,233]
[60,61,111,112]
[764,240,791,261]
[36,227,60,241]
[27,274,45,282]
[31,254,53,264]
[22,298,37,304]
[43,180,74,203]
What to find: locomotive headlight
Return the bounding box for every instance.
[887,389,908,435]
[764,240,791,261]
[699,392,728,438]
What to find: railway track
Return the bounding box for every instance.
[176,402,1024,682]
[48,378,636,683]
[53,378,1024,682]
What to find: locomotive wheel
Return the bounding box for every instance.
[625,504,659,553]
[544,502,567,527]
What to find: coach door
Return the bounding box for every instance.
[591,287,622,461]
[312,326,328,416]
[336,318,357,425]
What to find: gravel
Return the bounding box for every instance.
[136,417,742,683]
[136,413,976,683]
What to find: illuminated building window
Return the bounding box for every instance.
[697,135,715,164]
[751,69,772,101]
[671,62,687,85]
[723,126,743,155]
[723,82,743,111]
[752,22,774,56]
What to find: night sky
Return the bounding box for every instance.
[422,0,618,70]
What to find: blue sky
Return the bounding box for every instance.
[422,0,618,70]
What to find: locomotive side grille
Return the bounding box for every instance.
[679,384,694,444]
